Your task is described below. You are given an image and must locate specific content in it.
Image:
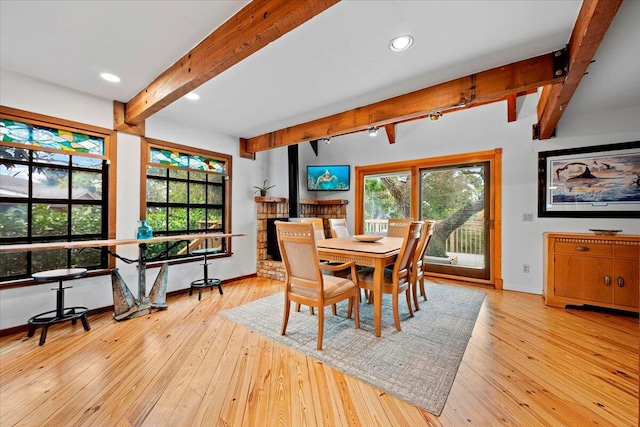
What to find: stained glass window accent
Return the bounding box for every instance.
[0,119,104,155]
[149,147,226,174]
[144,139,231,262]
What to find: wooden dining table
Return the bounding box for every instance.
[315,236,404,337]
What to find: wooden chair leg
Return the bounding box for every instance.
[347,298,353,319]
[405,289,414,318]
[420,276,427,301]
[392,293,401,332]
[317,306,324,350]
[353,295,360,329]
[310,307,315,315]
[281,298,291,335]
[332,304,337,316]
[412,281,420,311]
[295,303,314,314]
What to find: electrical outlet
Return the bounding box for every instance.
[522,264,530,273]
[522,213,534,222]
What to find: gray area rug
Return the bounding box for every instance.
[219,281,485,416]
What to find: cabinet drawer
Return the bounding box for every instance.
[555,241,611,257]
[614,244,640,259]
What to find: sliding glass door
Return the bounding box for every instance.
[420,162,490,280]
[354,149,501,287]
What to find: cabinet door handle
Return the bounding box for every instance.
[575,246,589,251]
[604,276,611,286]
[617,277,624,287]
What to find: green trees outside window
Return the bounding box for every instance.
[362,165,486,259]
[144,166,226,260]
[1,145,108,281]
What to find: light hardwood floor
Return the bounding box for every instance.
[0,277,637,426]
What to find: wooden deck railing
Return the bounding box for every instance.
[176,221,223,255]
[364,218,485,255]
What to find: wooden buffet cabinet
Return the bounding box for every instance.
[544,232,639,313]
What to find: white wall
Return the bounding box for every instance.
[0,70,265,329]
[1,68,638,328]
[298,94,640,295]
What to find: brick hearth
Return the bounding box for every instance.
[255,197,347,280]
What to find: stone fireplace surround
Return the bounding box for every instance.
[255,196,347,281]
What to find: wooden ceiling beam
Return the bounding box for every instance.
[243,52,565,153]
[122,0,340,126]
[388,89,537,128]
[239,138,255,160]
[113,101,145,136]
[506,94,517,123]
[535,0,622,140]
[384,124,396,144]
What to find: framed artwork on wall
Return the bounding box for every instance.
[538,141,640,218]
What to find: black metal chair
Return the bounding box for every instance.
[27,268,90,345]
[189,249,223,300]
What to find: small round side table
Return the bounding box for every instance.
[27,268,91,345]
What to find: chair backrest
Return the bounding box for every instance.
[299,217,326,241]
[276,221,323,291]
[386,218,414,238]
[329,218,349,238]
[413,220,435,278]
[392,221,423,285]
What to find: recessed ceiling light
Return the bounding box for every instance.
[389,35,414,52]
[185,92,200,101]
[368,127,379,137]
[100,72,120,83]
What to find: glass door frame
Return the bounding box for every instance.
[354,148,503,289]
[419,161,490,280]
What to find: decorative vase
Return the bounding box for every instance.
[136,220,153,239]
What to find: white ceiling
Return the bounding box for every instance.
[1,0,639,140]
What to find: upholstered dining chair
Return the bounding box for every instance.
[299,217,326,241]
[328,217,371,300]
[411,220,435,311]
[276,221,360,350]
[328,218,349,238]
[356,221,423,332]
[378,217,415,284]
[386,218,414,237]
[296,218,330,313]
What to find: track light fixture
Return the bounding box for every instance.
[368,126,379,137]
[321,137,331,144]
[429,112,442,121]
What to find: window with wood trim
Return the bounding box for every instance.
[0,107,116,282]
[141,138,232,261]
